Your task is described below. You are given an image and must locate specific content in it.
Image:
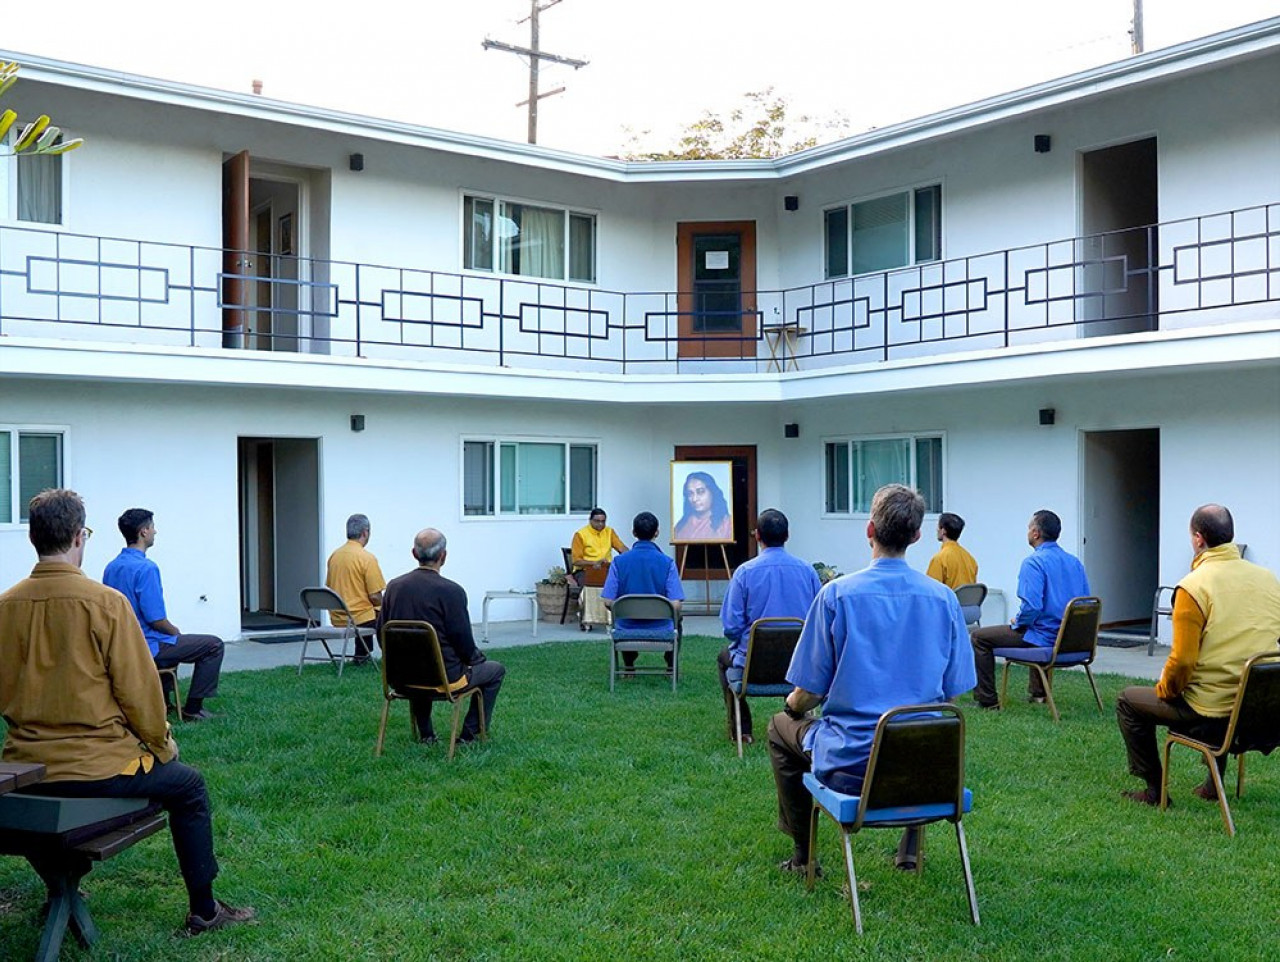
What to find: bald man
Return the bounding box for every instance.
[378,528,505,744]
[1116,504,1280,806]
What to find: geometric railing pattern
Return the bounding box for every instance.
[1,202,1275,373]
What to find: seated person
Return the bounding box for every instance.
[571,507,628,632]
[1116,504,1280,805]
[103,508,226,722]
[325,512,386,664]
[768,484,975,874]
[602,511,684,672]
[378,528,505,744]
[0,489,252,934]
[718,509,820,745]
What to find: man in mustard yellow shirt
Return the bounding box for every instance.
[325,513,386,664]
[0,489,253,934]
[925,512,979,590]
[1116,504,1280,806]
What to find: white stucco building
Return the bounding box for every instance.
[2,18,1277,643]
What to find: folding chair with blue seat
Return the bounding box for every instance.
[995,595,1103,721]
[608,594,679,692]
[954,583,987,631]
[729,617,805,758]
[802,703,979,934]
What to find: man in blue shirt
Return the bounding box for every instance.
[602,511,684,673]
[103,508,226,722]
[718,508,821,745]
[969,509,1090,709]
[768,484,975,875]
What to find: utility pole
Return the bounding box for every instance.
[1130,0,1145,55]
[483,0,587,144]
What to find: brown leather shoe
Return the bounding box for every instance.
[1192,783,1220,802]
[185,900,256,935]
[1121,787,1167,807]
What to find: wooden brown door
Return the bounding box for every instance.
[674,444,757,579]
[676,221,757,359]
[222,150,250,348]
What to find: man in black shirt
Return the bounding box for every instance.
[378,528,505,743]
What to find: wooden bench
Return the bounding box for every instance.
[0,787,166,962]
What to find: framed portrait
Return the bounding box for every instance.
[278,213,293,255]
[670,460,735,543]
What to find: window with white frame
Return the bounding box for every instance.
[1,132,66,225]
[824,434,943,515]
[463,194,596,283]
[824,184,941,279]
[1,429,64,523]
[463,439,597,517]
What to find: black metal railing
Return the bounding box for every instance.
[1,203,1275,373]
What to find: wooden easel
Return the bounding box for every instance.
[676,542,733,614]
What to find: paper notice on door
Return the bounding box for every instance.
[704,250,729,270]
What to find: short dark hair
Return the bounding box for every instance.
[29,488,86,556]
[117,508,155,545]
[346,513,371,540]
[938,512,965,541]
[1031,510,1062,542]
[870,484,925,553]
[632,511,659,541]
[756,508,789,547]
[589,508,607,521]
[1191,504,1234,548]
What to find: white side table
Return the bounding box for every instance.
[481,590,539,643]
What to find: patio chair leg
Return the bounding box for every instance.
[1035,666,1060,722]
[446,699,466,761]
[805,804,820,892]
[1160,739,1174,811]
[955,821,980,926]
[1084,665,1103,712]
[375,699,391,757]
[1202,748,1234,836]
[841,827,862,935]
[734,698,744,759]
[1236,753,1246,799]
[998,662,1010,708]
[298,633,310,675]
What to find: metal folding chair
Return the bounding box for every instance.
[298,586,376,679]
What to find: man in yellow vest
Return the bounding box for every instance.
[1116,504,1280,806]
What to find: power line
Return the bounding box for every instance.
[482,0,588,144]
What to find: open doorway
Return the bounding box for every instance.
[238,436,321,629]
[1078,137,1158,337]
[1081,428,1159,636]
[222,152,313,352]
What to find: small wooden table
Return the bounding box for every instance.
[762,322,807,372]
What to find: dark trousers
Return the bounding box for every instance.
[410,659,506,740]
[355,620,378,659]
[34,760,218,894]
[1116,686,1227,790]
[154,634,224,707]
[969,625,1046,705]
[717,647,752,737]
[767,712,919,865]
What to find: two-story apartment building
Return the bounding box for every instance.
[1,18,1277,643]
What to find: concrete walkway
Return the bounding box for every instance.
[220,614,1163,682]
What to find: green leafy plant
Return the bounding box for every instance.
[0,61,84,157]
[812,561,842,584]
[538,565,569,587]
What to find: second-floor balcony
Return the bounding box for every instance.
[1,203,1276,375]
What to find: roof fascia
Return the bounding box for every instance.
[3,16,1278,185]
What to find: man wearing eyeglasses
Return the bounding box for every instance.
[0,489,253,934]
[103,508,225,722]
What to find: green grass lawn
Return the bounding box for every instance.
[2,636,1278,961]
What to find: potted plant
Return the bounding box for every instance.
[535,565,570,621]
[813,561,842,585]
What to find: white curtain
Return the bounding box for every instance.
[17,154,61,224]
[504,204,565,280]
[855,438,911,512]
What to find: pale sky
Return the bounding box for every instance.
[3,0,1278,155]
